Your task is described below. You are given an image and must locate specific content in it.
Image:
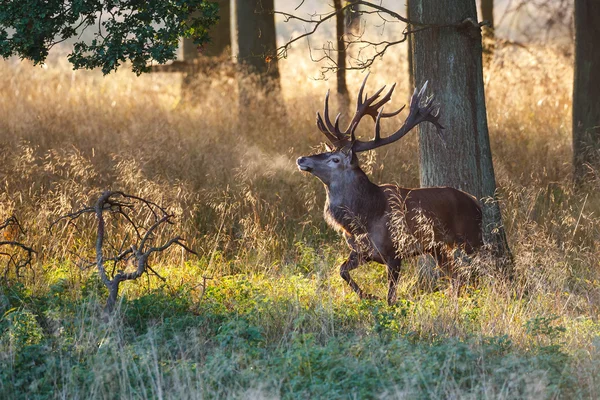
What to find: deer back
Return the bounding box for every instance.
[384,185,483,253]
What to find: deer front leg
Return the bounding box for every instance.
[340,251,377,300]
[386,258,402,305]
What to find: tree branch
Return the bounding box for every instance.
[0,216,35,280]
[55,190,198,313]
[275,1,486,75]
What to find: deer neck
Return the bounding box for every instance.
[323,168,386,234]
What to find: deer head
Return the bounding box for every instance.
[297,74,445,184]
[297,147,357,186]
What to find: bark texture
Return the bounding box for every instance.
[409,0,511,263]
[573,0,600,184]
[480,0,494,38]
[231,0,279,82]
[180,0,231,100]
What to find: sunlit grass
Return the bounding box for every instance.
[1,42,599,398]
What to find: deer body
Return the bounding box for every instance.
[297,75,483,304]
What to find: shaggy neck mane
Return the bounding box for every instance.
[323,167,387,234]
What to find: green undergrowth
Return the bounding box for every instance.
[1,270,599,399]
[1,46,599,398]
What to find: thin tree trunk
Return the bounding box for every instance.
[105,280,120,314]
[409,0,512,266]
[573,0,600,185]
[334,0,349,103]
[407,0,414,92]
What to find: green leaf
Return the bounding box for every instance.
[0,0,219,74]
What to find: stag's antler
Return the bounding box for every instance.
[316,74,445,152]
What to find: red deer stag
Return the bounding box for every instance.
[296,74,483,304]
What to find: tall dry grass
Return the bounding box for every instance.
[0,42,599,359]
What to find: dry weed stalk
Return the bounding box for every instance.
[52,191,197,313]
[0,215,35,281]
[1,45,598,348]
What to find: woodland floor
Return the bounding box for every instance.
[1,44,599,399]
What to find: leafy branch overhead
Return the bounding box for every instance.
[0,0,219,75]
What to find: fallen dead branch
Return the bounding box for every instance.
[0,215,35,281]
[52,191,197,313]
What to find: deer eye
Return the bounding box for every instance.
[331,158,340,163]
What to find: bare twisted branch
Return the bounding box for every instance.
[54,190,197,313]
[0,215,35,280]
[275,1,487,74]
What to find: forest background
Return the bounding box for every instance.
[1,1,598,398]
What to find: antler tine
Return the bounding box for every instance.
[372,84,405,120]
[382,104,405,118]
[352,80,445,153]
[316,112,327,133]
[410,81,445,138]
[370,83,397,115]
[314,76,442,151]
[353,74,389,122]
[374,107,384,141]
[361,85,387,108]
[356,72,370,107]
[348,77,402,141]
[372,104,404,143]
[334,113,342,132]
[348,76,374,141]
[422,102,446,146]
[315,89,352,147]
[417,80,429,98]
[316,111,341,145]
[323,90,338,134]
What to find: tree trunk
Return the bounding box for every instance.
[480,0,494,38]
[231,0,280,111]
[409,0,512,265]
[104,280,120,314]
[181,0,231,100]
[183,0,231,59]
[407,0,414,92]
[334,0,349,103]
[231,0,279,85]
[345,0,361,35]
[573,0,600,185]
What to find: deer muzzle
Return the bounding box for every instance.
[296,157,313,172]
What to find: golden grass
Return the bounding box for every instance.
[0,42,599,359]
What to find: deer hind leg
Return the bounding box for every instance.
[433,245,465,295]
[340,251,378,300]
[433,245,453,276]
[386,258,402,305]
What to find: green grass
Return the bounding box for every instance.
[1,272,594,399]
[1,43,599,398]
